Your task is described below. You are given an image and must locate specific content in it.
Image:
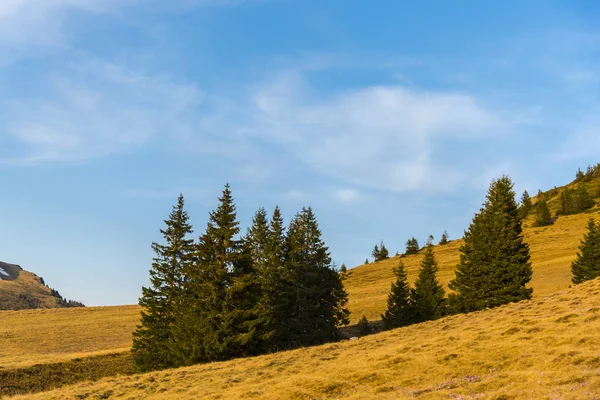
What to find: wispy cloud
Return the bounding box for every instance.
[2,60,201,164]
[248,71,505,193]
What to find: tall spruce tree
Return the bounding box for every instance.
[519,190,533,219]
[449,176,533,313]
[411,244,445,321]
[571,218,600,284]
[381,260,414,329]
[132,194,194,372]
[277,207,349,348]
[173,184,261,364]
[534,197,552,227]
[257,206,288,351]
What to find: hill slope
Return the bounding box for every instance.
[2,208,598,371]
[0,262,83,311]
[13,278,600,399]
[345,209,599,322]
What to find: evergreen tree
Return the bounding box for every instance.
[405,237,420,255]
[132,194,194,372]
[365,258,370,264]
[559,188,574,215]
[571,218,600,284]
[439,231,449,245]
[378,241,389,260]
[371,244,380,262]
[449,176,533,313]
[357,315,371,336]
[173,184,261,364]
[519,190,533,218]
[411,244,446,322]
[339,264,348,280]
[574,185,594,213]
[276,207,350,348]
[533,197,552,227]
[381,260,414,329]
[246,208,269,279]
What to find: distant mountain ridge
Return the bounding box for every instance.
[0,261,84,311]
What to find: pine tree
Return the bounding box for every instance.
[574,185,594,213]
[411,244,445,322]
[571,218,600,284]
[439,231,449,245]
[132,194,194,372]
[371,244,380,262]
[405,237,419,255]
[173,184,260,364]
[533,197,552,227]
[559,188,574,215]
[378,241,389,260]
[276,207,350,348]
[365,258,370,264]
[381,260,414,329]
[449,176,532,313]
[357,315,371,336]
[519,190,533,218]
[339,264,348,280]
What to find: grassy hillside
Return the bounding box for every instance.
[0,305,139,369]
[2,207,598,373]
[345,208,600,322]
[11,277,600,399]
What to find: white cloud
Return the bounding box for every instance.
[3,60,201,164]
[249,72,502,192]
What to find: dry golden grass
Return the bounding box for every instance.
[0,305,139,369]
[12,278,600,399]
[345,208,600,322]
[2,208,598,375]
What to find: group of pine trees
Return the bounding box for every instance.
[380,176,533,328]
[380,244,446,329]
[132,185,349,372]
[371,241,390,262]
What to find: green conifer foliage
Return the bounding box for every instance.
[277,207,349,348]
[411,244,445,322]
[132,194,194,372]
[173,184,261,364]
[381,260,414,329]
[519,190,533,218]
[571,218,600,284]
[449,176,533,313]
[405,237,419,255]
[439,231,449,245]
[378,241,389,260]
[533,197,553,227]
[371,244,380,261]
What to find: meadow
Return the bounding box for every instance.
[10,276,600,399]
[1,206,598,398]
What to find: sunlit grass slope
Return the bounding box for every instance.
[0,305,139,369]
[345,208,600,322]
[14,278,600,399]
[2,207,598,372]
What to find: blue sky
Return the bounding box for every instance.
[1,0,600,306]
